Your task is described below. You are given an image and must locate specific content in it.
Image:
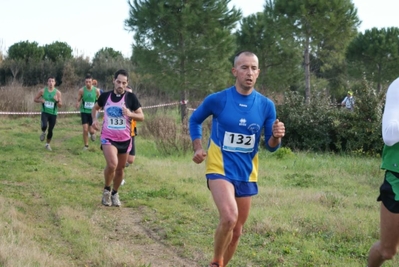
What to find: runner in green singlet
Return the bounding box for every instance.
[367,77,399,267]
[33,76,62,151]
[75,74,101,150]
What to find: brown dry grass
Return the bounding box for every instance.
[0,84,78,112]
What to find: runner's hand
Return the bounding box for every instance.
[193,149,207,164]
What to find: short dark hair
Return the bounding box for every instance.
[114,69,129,80]
[85,73,92,80]
[47,75,55,80]
[233,50,256,66]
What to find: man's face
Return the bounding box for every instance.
[47,78,56,88]
[113,74,128,95]
[232,54,260,91]
[85,78,93,88]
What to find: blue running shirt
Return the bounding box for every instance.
[189,86,279,182]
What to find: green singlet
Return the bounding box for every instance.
[42,87,58,115]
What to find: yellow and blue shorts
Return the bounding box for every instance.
[206,174,258,197]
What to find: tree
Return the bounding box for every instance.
[2,59,24,84]
[6,41,45,85]
[91,47,132,89]
[346,27,399,92]
[93,47,123,63]
[7,41,44,63]
[43,41,73,62]
[71,56,91,83]
[273,0,360,103]
[236,2,302,93]
[62,60,80,90]
[125,0,241,121]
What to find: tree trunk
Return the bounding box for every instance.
[304,35,311,104]
[180,90,187,124]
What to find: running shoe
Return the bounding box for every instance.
[111,192,121,207]
[102,189,112,206]
[40,132,46,142]
[45,144,52,151]
[90,133,96,141]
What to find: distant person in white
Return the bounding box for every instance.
[341,91,355,111]
[367,77,399,267]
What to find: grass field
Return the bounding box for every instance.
[0,115,395,267]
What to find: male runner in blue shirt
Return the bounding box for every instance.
[189,51,285,267]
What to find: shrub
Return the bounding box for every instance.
[276,79,384,155]
[277,90,336,152]
[141,112,192,156]
[271,147,295,159]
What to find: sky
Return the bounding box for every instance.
[1,0,398,60]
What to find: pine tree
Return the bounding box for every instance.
[274,0,360,103]
[125,0,241,121]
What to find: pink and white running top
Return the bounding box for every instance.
[101,93,131,142]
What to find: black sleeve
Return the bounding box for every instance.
[125,92,141,111]
[97,91,111,108]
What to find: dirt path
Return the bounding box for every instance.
[92,206,201,267]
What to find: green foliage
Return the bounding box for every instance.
[277,79,384,154]
[70,55,91,81]
[24,59,66,86]
[235,8,303,92]
[61,60,80,90]
[271,147,295,159]
[346,27,399,92]
[334,79,384,155]
[43,41,73,62]
[4,41,77,86]
[273,0,360,101]
[93,47,123,61]
[3,40,47,85]
[7,40,44,63]
[126,0,241,99]
[277,90,334,151]
[91,47,132,90]
[1,58,25,83]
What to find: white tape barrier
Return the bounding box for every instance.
[0,101,193,115]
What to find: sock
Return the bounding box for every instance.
[104,186,111,192]
[85,145,88,148]
[112,189,118,195]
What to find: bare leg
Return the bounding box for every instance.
[89,125,96,136]
[102,145,118,187]
[113,153,128,191]
[127,155,135,165]
[126,137,135,165]
[368,203,399,267]
[223,196,251,266]
[209,179,238,266]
